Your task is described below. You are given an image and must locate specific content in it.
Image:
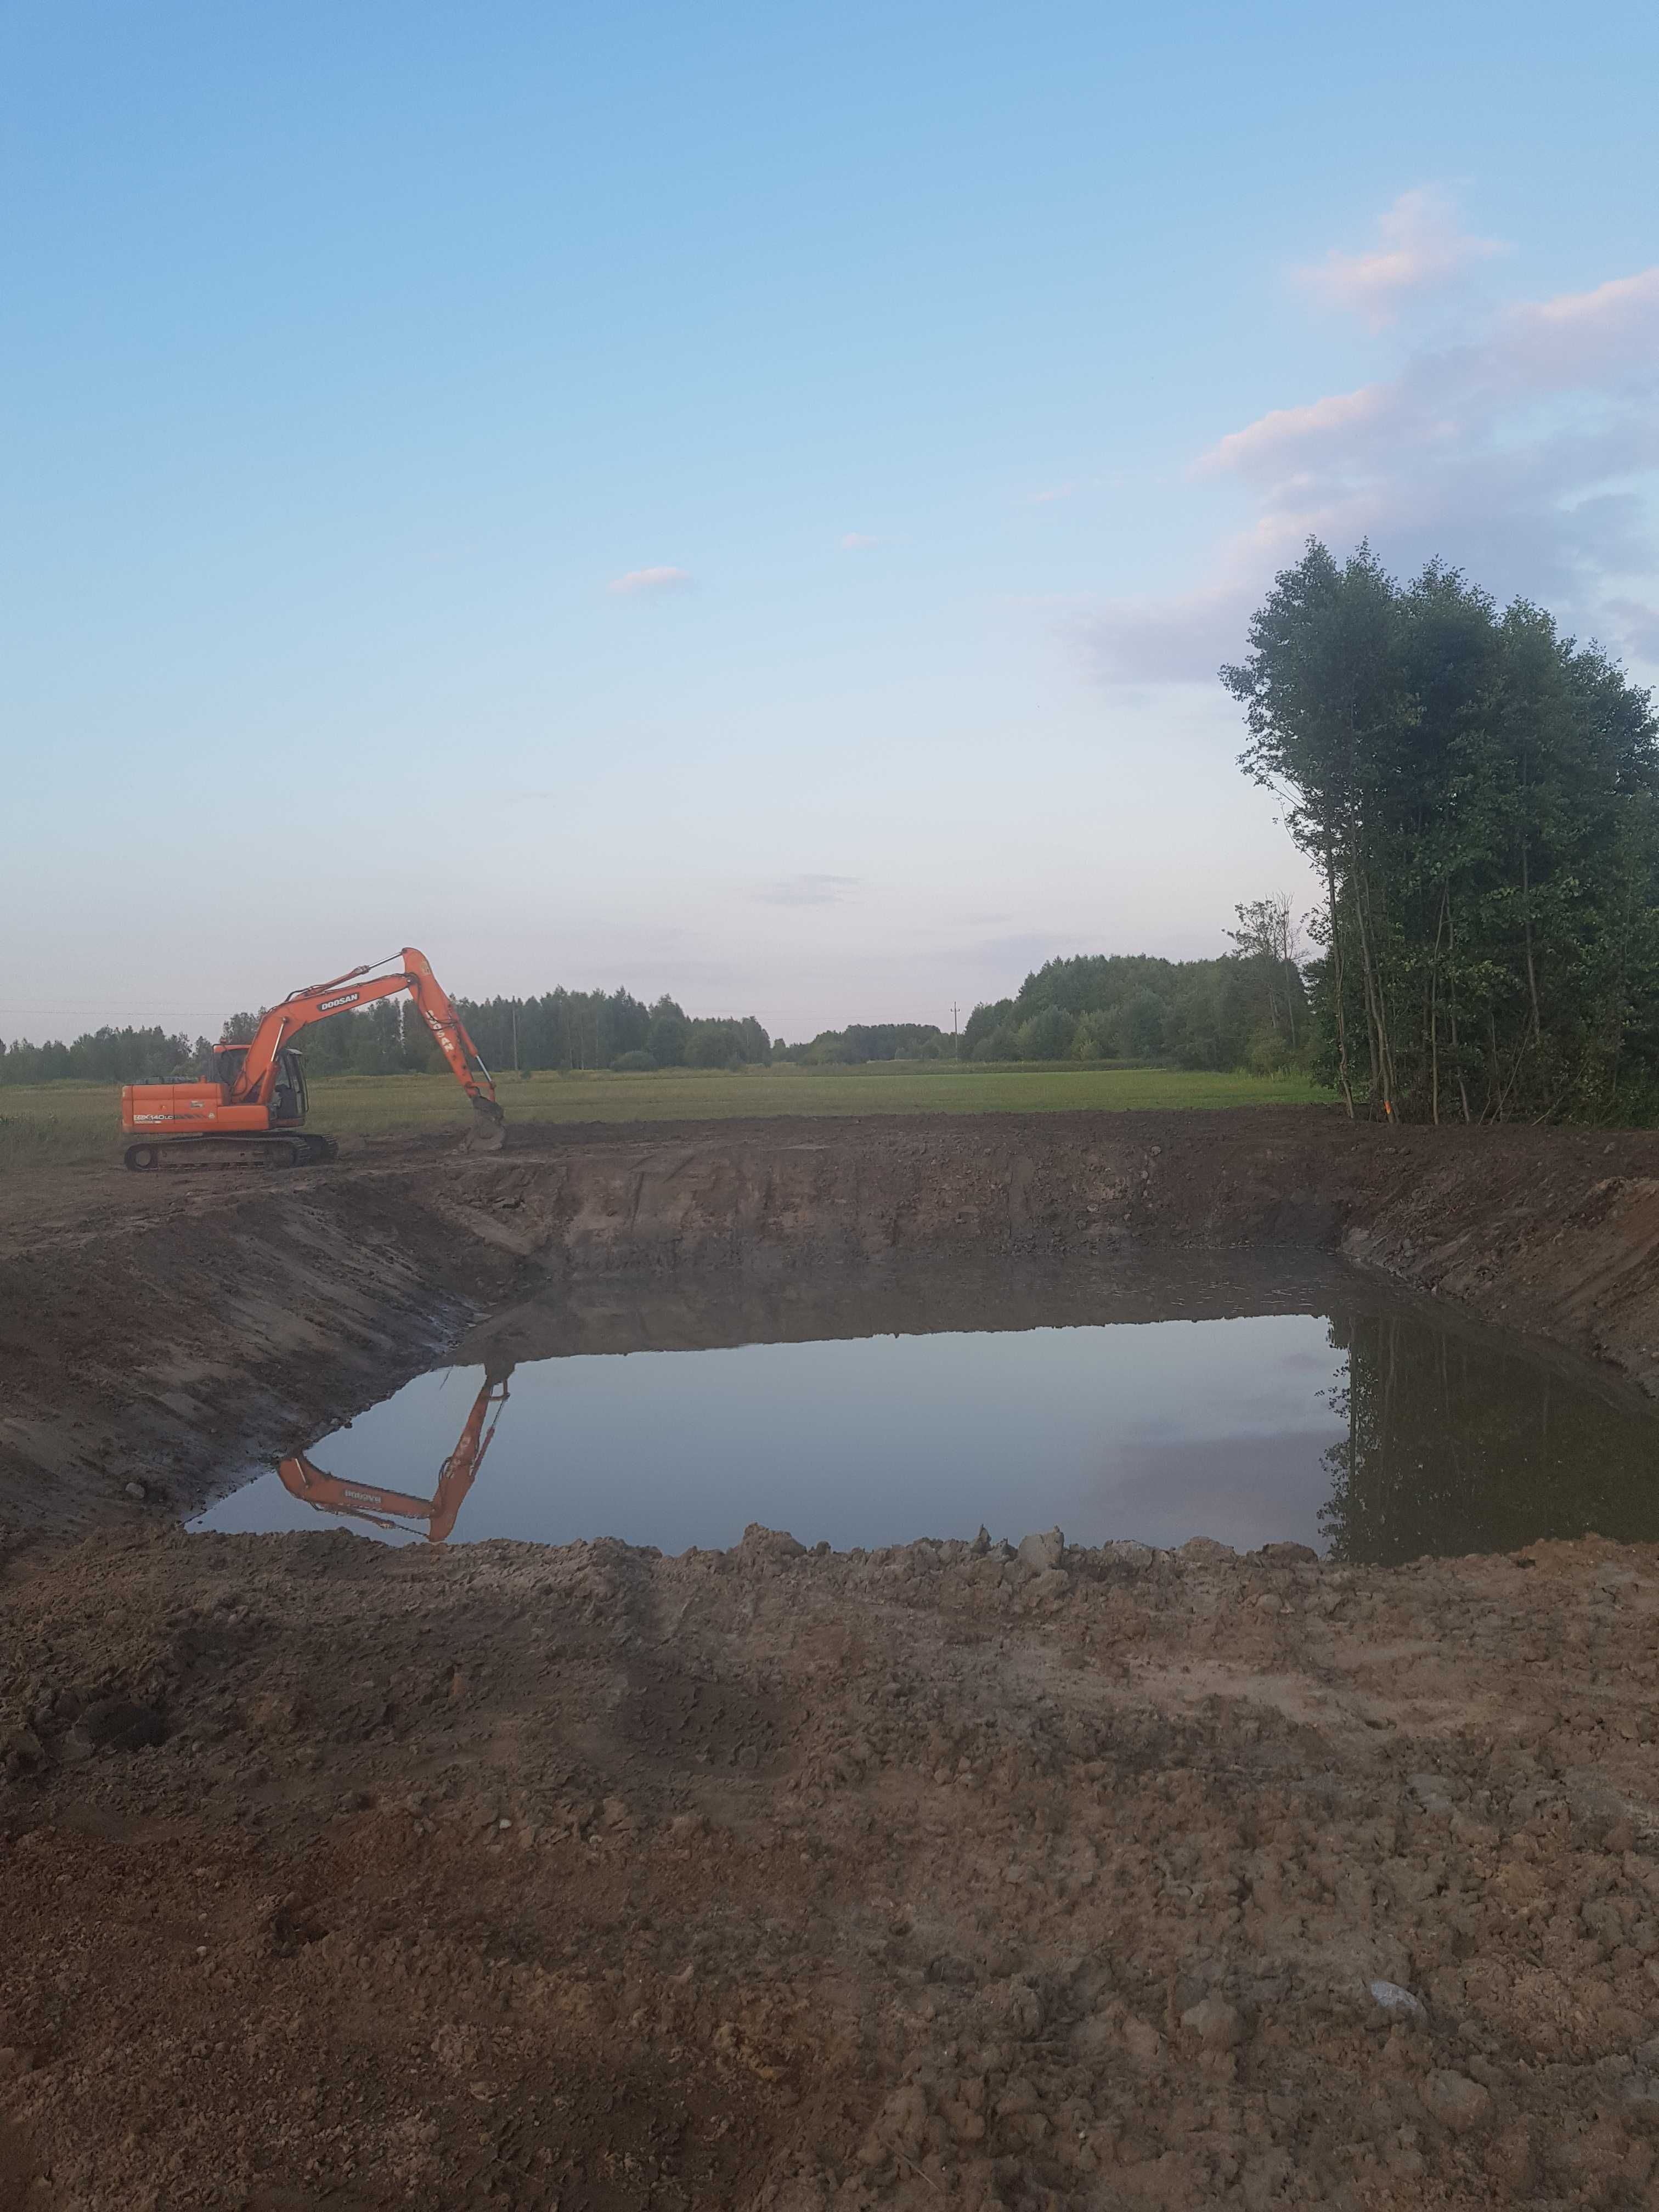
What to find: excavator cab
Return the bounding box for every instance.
[205,1043,304,1124]
[268,1048,308,1130]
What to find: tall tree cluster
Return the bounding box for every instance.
[1224,542,1659,1122]
[458,991,770,1074]
[962,947,1308,1071]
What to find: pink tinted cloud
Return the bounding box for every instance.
[1294,187,1506,329]
[1078,207,1659,684]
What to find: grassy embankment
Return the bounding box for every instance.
[0,1062,1331,1168]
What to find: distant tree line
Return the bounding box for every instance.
[961,929,1308,1071]
[0,1026,214,1087]
[217,987,776,1077]
[1226,541,1659,1122]
[777,1023,952,1064]
[0,986,776,1086]
[0,948,1305,1087]
[456,991,771,1074]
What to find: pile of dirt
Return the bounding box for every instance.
[4,1109,1659,1543]
[5,1521,1659,2207]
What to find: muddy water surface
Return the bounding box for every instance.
[194,1255,1659,1562]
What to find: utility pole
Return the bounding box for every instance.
[511,1006,519,1074]
[951,1001,959,1037]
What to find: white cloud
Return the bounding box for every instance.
[1195,384,1398,482]
[756,873,859,907]
[1607,599,1659,661]
[1078,216,1659,684]
[839,532,881,550]
[1294,186,1506,328]
[606,565,692,595]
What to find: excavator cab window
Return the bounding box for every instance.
[272,1049,308,1126]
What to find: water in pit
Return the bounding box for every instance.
[191,1254,1659,1565]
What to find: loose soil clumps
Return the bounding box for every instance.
[4,1522,1659,2206]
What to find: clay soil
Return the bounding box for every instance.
[6,1109,1659,2208]
[7,1523,1659,2210]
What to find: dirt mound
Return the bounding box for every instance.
[5,1523,1659,2205]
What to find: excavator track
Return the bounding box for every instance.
[119,948,500,1167]
[122,1134,338,1172]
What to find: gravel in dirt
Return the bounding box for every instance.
[5,1520,1659,2208]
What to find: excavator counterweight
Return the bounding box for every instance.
[120,945,504,1170]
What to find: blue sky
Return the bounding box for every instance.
[4,1,1657,1042]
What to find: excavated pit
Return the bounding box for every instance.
[6,1107,1659,2209]
[5,1106,1659,1545]
[191,1250,1659,1566]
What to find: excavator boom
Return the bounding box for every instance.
[120,945,505,1170]
[276,1373,510,1543]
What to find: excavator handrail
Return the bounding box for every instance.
[225,945,504,1144]
[281,962,373,1003]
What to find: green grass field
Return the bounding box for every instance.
[0,1061,1330,1169]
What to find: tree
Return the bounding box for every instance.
[970,1026,1020,1062]
[646,998,688,1068]
[1119,988,1167,1060]
[1017,1005,1074,1061]
[1223,540,1659,1123]
[1228,895,1307,1053]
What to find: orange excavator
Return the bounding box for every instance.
[276,1369,511,1544]
[120,946,505,1170]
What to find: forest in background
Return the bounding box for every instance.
[0,929,1302,1087]
[957,915,1305,1072]
[0,990,773,1086]
[7,540,1655,1119]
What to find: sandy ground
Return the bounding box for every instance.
[6,1519,1659,2209]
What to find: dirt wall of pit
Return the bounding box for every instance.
[3,1107,1658,1541]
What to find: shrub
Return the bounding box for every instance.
[610,1050,656,1073]
[972,1026,1022,1062]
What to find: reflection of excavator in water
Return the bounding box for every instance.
[276,1369,511,1544]
[120,945,505,1170]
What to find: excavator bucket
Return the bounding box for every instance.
[464,1096,508,1153]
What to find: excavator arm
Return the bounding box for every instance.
[276,1371,510,1544]
[231,946,505,1148]
[120,942,505,1169]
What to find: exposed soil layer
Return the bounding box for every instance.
[5,1522,1659,2209]
[4,1109,1659,1542]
